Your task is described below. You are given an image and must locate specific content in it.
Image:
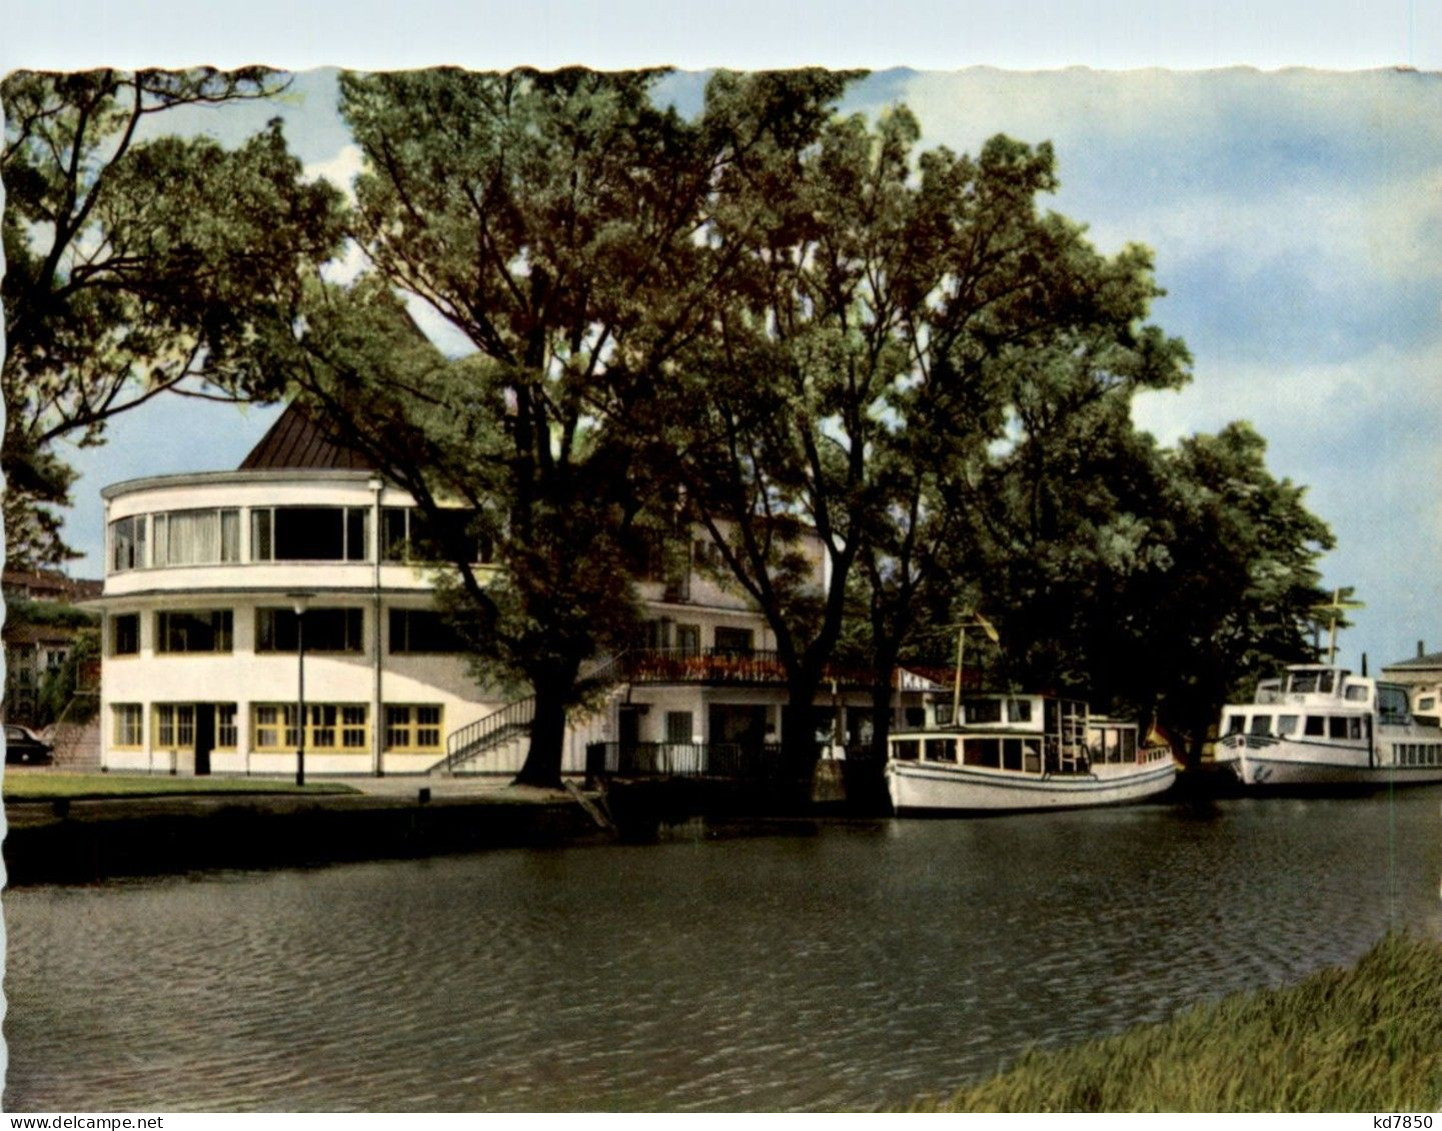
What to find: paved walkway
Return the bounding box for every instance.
[338,774,561,800]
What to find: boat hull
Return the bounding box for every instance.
[1219,734,1442,790]
[885,759,1177,814]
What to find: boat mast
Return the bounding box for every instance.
[952,613,1000,723]
[1313,587,1365,665]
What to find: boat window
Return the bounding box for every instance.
[1289,671,1319,693]
[1121,730,1136,761]
[1349,717,1362,740]
[933,704,954,726]
[1277,715,1299,735]
[1007,699,1032,724]
[1317,671,1335,693]
[924,738,957,763]
[963,738,1000,768]
[1225,715,1245,735]
[903,707,925,729]
[1344,685,1368,702]
[1328,717,1349,740]
[1023,742,1041,773]
[1419,697,1437,711]
[1377,685,1411,725]
[966,699,1003,725]
[893,739,919,761]
[1002,739,1023,771]
[1249,715,1272,736]
[1304,716,1325,736]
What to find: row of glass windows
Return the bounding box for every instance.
[1225,713,1366,740]
[1395,743,1442,767]
[110,608,464,656]
[113,703,443,753]
[109,506,494,573]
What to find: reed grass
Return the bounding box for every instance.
[915,933,1442,1112]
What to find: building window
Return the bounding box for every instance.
[156,610,233,654]
[154,704,196,749]
[252,703,369,752]
[152,509,240,566]
[113,704,143,748]
[111,613,140,656]
[109,515,147,572]
[251,507,369,562]
[383,704,443,752]
[665,711,693,744]
[675,624,701,655]
[256,608,364,653]
[217,704,238,749]
[388,608,465,654]
[381,506,492,564]
[713,626,754,655]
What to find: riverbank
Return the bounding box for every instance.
[914,932,1442,1112]
[2,771,608,884]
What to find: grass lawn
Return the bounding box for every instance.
[2,772,359,801]
[915,933,1442,1112]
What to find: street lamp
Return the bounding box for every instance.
[287,591,315,786]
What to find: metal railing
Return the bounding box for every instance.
[585,741,825,781]
[437,653,628,774]
[436,695,534,774]
[621,648,874,688]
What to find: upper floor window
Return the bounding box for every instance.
[380,506,493,564]
[251,507,368,562]
[256,607,365,653]
[153,509,240,566]
[156,610,233,654]
[388,608,466,654]
[111,613,140,656]
[109,515,148,572]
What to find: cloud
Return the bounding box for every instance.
[303,142,365,200]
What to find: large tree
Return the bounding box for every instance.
[658,110,1190,764]
[1,68,344,566]
[278,67,854,788]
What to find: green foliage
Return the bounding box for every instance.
[275,68,859,786]
[1,68,346,566]
[914,933,1442,1112]
[35,625,100,727]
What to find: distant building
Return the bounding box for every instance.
[91,403,923,776]
[3,569,102,725]
[1381,643,1442,726]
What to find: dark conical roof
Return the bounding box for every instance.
[238,402,374,471]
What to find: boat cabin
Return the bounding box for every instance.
[1221,664,1413,741]
[891,693,1100,775]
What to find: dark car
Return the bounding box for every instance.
[5,724,54,765]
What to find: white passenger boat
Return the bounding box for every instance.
[884,693,1177,814]
[1213,663,1442,789]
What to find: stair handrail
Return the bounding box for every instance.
[437,650,632,774]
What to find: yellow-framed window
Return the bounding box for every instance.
[383,704,444,752]
[113,703,143,748]
[252,703,368,753]
[153,703,196,749]
[216,703,238,749]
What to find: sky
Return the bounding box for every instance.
[4,0,1440,674]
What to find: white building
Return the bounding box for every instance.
[94,404,908,777]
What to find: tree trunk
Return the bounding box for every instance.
[779,677,823,776]
[514,675,572,789]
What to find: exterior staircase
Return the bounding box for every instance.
[433,655,627,776]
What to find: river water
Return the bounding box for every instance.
[5,791,1441,1112]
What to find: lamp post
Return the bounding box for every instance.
[287,591,315,786]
